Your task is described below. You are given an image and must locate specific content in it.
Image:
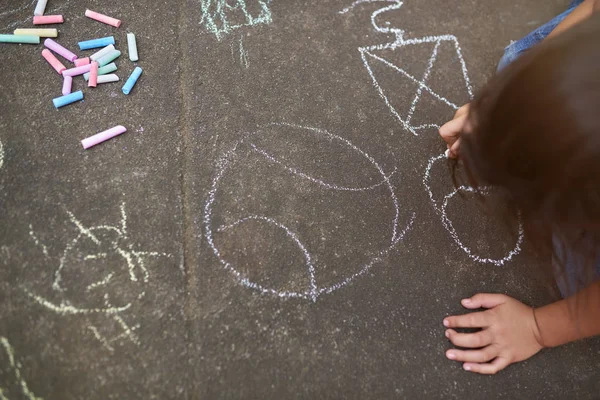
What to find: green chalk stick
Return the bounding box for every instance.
[96,49,120,67]
[83,62,117,81]
[0,34,40,44]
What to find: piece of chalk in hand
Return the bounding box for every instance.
[445,149,451,158]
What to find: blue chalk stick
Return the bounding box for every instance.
[52,91,84,108]
[122,66,142,95]
[78,36,115,51]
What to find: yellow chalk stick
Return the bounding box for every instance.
[13,28,58,38]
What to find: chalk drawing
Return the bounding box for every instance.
[204,122,415,301]
[25,203,170,352]
[199,0,272,40]
[239,36,249,68]
[28,225,48,258]
[0,139,3,171]
[340,0,473,135]
[0,337,43,400]
[423,154,524,265]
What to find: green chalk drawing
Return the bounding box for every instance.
[200,0,273,40]
[0,337,43,400]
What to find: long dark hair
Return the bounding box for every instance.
[457,14,600,301]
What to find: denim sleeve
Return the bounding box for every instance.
[497,0,585,72]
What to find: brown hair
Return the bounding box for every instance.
[457,13,600,297]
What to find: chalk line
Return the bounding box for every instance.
[423,154,524,265]
[0,139,3,171]
[0,337,43,400]
[340,0,473,135]
[239,36,249,68]
[204,122,414,301]
[28,225,49,258]
[249,143,398,192]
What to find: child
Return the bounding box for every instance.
[438,5,600,374]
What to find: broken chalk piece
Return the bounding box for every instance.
[127,33,138,62]
[82,125,127,149]
[62,76,72,96]
[52,90,83,109]
[122,66,142,95]
[85,10,122,28]
[33,15,64,25]
[90,44,115,61]
[74,57,90,67]
[62,64,92,77]
[78,36,115,51]
[96,74,119,84]
[96,49,120,67]
[84,62,117,80]
[34,0,48,16]
[44,39,77,62]
[14,28,58,38]
[0,34,40,44]
[42,49,66,74]
[89,61,99,87]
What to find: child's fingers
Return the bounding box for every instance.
[446,328,493,348]
[438,115,466,145]
[463,356,511,375]
[461,293,508,309]
[443,311,490,328]
[447,138,461,159]
[446,345,500,363]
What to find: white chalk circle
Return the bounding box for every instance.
[204,122,414,301]
[424,154,523,266]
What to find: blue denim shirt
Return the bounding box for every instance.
[497,0,585,71]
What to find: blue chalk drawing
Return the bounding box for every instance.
[200,0,273,40]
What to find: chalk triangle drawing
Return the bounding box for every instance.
[340,0,473,135]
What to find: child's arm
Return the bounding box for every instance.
[535,280,600,347]
[547,0,598,39]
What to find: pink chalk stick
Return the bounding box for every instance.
[74,57,90,67]
[88,61,99,88]
[62,76,72,96]
[33,15,64,25]
[44,39,77,62]
[62,64,92,77]
[41,49,66,74]
[85,9,121,28]
[82,125,127,149]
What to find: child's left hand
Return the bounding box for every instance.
[443,293,544,374]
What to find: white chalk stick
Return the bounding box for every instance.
[96,74,119,84]
[34,0,48,16]
[127,33,138,62]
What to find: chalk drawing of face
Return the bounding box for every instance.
[340,0,473,136]
[199,0,273,40]
[205,122,415,301]
[25,203,170,352]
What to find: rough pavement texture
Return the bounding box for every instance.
[1,0,599,399]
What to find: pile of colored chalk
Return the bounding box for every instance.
[0,0,146,149]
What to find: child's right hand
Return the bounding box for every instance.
[439,104,470,159]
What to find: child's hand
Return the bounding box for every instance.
[443,293,544,374]
[439,103,470,158]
